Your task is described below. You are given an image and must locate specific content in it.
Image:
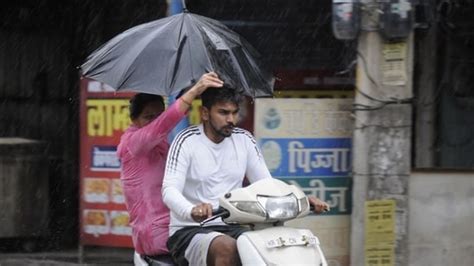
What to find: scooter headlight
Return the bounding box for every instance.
[257,194,299,220]
[230,201,266,217]
[299,197,309,213]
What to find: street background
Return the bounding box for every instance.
[1,0,473,265]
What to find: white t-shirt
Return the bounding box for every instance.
[162,124,272,235]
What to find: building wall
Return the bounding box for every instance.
[0,29,79,248]
[187,0,355,72]
[408,171,474,266]
[412,3,474,264]
[0,0,167,249]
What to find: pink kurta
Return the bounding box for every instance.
[117,101,186,255]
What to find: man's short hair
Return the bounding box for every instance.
[201,86,243,109]
[129,93,164,120]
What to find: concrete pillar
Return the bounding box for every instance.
[350,9,414,266]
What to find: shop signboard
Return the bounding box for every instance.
[79,78,134,247]
[255,98,353,266]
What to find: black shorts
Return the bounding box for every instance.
[166,225,249,266]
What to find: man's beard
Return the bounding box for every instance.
[210,120,235,138]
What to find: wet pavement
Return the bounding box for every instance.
[0,246,133,266]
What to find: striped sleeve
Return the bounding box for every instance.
[166,126,200,174]
[162,126,201,222]
[233,128,272,183]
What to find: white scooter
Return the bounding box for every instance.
[135,178,328,265]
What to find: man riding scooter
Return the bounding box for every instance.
[162,86,329,265]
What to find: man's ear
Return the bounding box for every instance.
[201,106,209,121]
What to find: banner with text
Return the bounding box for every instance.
[79,78,134,247]
[255,98,353,266]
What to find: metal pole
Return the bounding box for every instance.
[181,0,187,11]
[78,244,84,264]
[166,0,190,143]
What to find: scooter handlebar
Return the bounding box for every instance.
[310,204,330,213]
[200,207,230,226]
[212,207,228,216]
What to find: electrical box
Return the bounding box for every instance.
[332,0,361,40]
[380,0,414,39]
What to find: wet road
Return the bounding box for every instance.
[0,247,132,266]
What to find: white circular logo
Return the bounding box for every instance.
[263,108,281,130]
[261,140,282,172]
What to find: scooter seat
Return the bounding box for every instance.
[134,251,174,266]
[142,254,174,266]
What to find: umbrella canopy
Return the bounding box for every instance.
[80,11,274,97]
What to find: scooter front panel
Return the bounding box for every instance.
[237,227,327,266]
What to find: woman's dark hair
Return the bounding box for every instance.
[201,86,243,109]
[129,93,164,120]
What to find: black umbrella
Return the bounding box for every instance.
[80,11,274,98]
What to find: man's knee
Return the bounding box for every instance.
[207,235,240,265]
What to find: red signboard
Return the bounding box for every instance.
[79,77,134,247]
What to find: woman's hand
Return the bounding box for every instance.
[191,72,224,95]
[178,72,224,112]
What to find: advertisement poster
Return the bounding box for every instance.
[365,200,396,266]
[254,98,353,266]
[382,42,407,86]
[79,78,134,247]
